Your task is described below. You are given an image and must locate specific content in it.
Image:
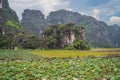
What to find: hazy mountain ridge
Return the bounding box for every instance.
[21,9,120,47]
[0,0,119,48]
[0,0,18,24]
[109,25,120,47]
[46,10,113,47]
[21,9,47,36]
[0,0,37,49]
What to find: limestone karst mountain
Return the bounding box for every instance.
[46,10,112,47]
[21,9,120,47]
[0,0,22,49]
[21,9,47,36]
[109,25,120,47]
[0,0,19,36]
[0,0,19,23]
[0,0,120,48]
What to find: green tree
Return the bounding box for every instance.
[42,36,58,49]
[73,39,89,50]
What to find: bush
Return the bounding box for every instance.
[6,20,21,29]
[73,39,90,50]
[41,36,58,49]
[64,45,75,50]
[21,36,41,49]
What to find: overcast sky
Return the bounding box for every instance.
[9,0,120,26]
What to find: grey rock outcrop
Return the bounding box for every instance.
[21,9,47,36]
[0,0,19,23]
[21,9,120,47]
[109,25,120,47]
[46,10,113,47]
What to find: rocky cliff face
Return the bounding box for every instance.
[21,9,120,47]
[61,30,76,47]
[0,0,9,9]
[0,0,19,34]
[47,10,82,25]
[42,23,84,48]
[21,9,46,35]
[109,25,120,47]
[0,0,19,22]
[0,0,3,8]
[46,10,113,47]
[0,0,22,49]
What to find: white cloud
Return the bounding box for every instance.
[94,0,120,17]
[92,9,100,19]
[83,0,120,23]
[9,0,71,20]
[65,8,73,11]
[38,0,70,16]
[79,12,87,15]
[109,16,120,25]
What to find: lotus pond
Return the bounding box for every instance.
[0,49,120,80]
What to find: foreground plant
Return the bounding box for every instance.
[0,57,120,80]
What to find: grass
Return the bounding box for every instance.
[33,49,120,58]
[92,48,120,51]
[0,49,39,60]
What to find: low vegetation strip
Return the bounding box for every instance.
[0,49,120,79]
[0,57,120,80]
[0,50,39,61]
[33,49,120,58]
[92,48,120,52]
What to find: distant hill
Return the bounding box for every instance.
[0,0,119,48]
[21,9,120,47]
[0,0,20,35]
[0,0,18,25]
[109,25,120,47]
[0,0,30,49]
[47,10,112,47]
[21,9,47,36]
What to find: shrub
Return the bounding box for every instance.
[73,39,90,50]
[64,45,75,50]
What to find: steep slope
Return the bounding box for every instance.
[21,9,120,47]
[41,23,88,49]
[47,10,82,25]
[109,25,120,47]
[47,10,113,47]
[21,9,46,36]
[0,0,22,49]
[0,0,19,24]
[0,0,19,34]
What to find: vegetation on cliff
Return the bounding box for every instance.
[41,23,89,50]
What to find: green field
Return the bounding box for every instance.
[33,49,120,58]
[0,49,120,80]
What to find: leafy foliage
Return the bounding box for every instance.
[20,35,41,49]
[0,21,40,49]
[42,36,58,49]
[6,20,22,29]
[42,23,89,50]
[0,50,120,79]
[0,28,18,49]
[64,45,75,50]
[73,39,89,50]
